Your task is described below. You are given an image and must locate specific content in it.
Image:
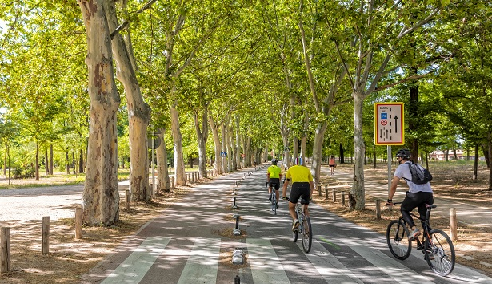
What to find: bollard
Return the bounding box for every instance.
[171,176,175,189]
[450,208,458,241]
[233,214,241,235]
[325,186,329,200]
[333,190,337,202]
[1,227,10,274]
[341,191,345,206]
[75,207,83,239]
[42,216,50,255]
[376,199,381,220]
[318,185,322,196]
[234,275,240,284]
[233,197,238,209]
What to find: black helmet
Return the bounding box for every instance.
[396,149,411,160]
[271,159,278,165]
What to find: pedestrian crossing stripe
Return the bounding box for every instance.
[177,238,221,284]
[99,235,492,284]
[247,238,290,284]
[101,236,170,284]
[301,240,363,284]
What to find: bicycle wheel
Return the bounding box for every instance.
[293,212,299,242]
[386,220,412,260]
[301,217,312,253]
[271,193,277,215]
[425,229,455,276]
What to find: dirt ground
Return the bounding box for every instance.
[0,163,491,283]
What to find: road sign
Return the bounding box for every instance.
[374,102,404,145]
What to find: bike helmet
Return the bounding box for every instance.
[396,149,411,160]
[271,159,278,165]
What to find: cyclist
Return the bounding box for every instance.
[386,148,434,240]
[266,159,282,208]
[281,157,314,231]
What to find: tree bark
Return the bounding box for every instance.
[193,107,208,178]
[104,0,151,201]
[351,91,366,210]
[311,121,328,186]
[49,144,54,175]
[79,0,120,226]
[209,116,223,174]
[170,102,186,185]
[156,127,170,193]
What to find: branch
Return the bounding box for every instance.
[374,73,432,92]
[110,0,158,39]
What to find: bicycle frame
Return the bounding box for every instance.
[387,202,455,276]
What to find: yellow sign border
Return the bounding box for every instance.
[374,102,405,145]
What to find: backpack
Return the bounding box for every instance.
[403,162,433,185]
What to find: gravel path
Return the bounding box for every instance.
[0,185,85,225]
[0,182,129,225]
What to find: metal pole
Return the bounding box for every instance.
[387,145,392,196]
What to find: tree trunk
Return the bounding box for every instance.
[79,149,84,173]
[194,108,208,179]
[235,116,241,170]
[474,143,479,181]
[66,151,70,174]
[104,0,151,202]
[45,148,49,175]
[3,146,6,176]
[156,127,170,193]
[351,91,366,210]
[311,121,328,186]
[170,103,186,185]
[35,143,39,180]
[79,0,120,226]
[209,116,223,174]
[49,144,54,175]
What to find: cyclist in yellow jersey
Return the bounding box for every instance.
[282,157,314,231]
[267,159,282,207]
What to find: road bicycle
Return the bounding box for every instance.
[266,181,279,215]
[287,197,312,253]
[386,202,455,276]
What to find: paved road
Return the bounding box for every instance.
[83,166,492,284]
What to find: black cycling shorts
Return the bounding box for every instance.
[269,178,280,190]
[289,182,310,205]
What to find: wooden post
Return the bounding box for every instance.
[75,207,83,239]
[1,227,10,274]
[325,186,329,199]
[450,208,458,241]
[317,185,322,196]
[376,199,381,220]
[341,191,345,206]
[126,189,131,211]
[171,176,175,189]
[333,190,337,202]
[42,216,50,255]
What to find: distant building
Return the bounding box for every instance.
[429,150,483,161]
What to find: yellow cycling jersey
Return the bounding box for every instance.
[286,165,313,183]
[267,165,282,179]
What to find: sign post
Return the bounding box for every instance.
[374,103,405,196]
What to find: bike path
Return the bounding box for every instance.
[84,165,492,284]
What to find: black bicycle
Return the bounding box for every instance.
[266,181,279,215]
[287,197,312,253]
[386,202,455,276]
